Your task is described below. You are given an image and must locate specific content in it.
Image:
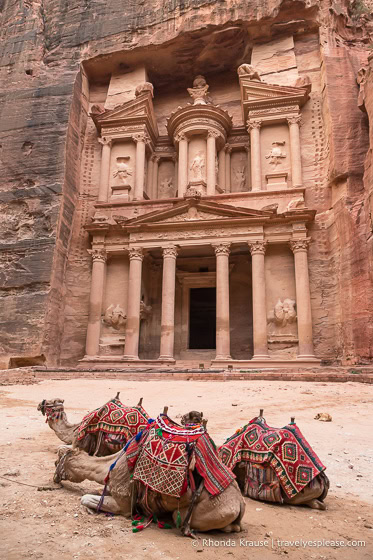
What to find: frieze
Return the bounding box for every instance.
[249,106,298,117]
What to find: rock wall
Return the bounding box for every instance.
[0,0,372,367]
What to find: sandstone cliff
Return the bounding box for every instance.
[0,0,372,367]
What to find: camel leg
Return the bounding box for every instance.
[221,497,245,533]
[81,494,123,515]
[303,499,327,510]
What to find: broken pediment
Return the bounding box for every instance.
[238,77,310,124]
[90,90,158,141]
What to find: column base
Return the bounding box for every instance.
[252,354,271,360]
[297,354,319,361]
[214,354,232,361]
[123,355,140,361]
[158,356,176,362]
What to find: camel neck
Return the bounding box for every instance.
[48,412,77,444]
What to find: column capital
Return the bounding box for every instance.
[175,132,187,143]
[162,245,178,259]
[128,247,144,261]
[287,115,302,126]
[88,248,107,262]
[247,119,262,131]
[213,242,231,256]
[244,142,251,152]
[248,240,267,255]
[224,143,233,154]
[289,238,310,253]
[98,136,112,147]
[132,132,149,144]
[207,129,220,139]
[151,154,161,164]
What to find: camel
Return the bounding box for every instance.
[37,398,79,445]
[54,445,245,535]
[219,413,330,510]
[37,394,148,456]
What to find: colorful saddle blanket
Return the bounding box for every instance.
[76,398,149,443]
[125,414,235,498]
[219,418,325,499]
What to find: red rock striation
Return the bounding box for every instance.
[0,0,372,368]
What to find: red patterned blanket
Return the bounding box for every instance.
[125,414,235,498]
[76,398,149,444]
[219,418,325,499]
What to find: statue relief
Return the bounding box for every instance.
[103,304,127,330]
[268,299,297,328]
[190,151,205,181]
[187,75,210,105]
[237,64,261,82]
[159,177,174,197]
[235,166,246,191]
[140,301,152,320]
[265,141,286,167]
[113,157,132,186]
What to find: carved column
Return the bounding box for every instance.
[218,145,226,192]
[133,134,146,200]
[85,249,107,357]
[214,243,232,360]
[287,115,303,188]
[225,144,232,192]
[177,133,188,198]
[124,248,144,360]
[290,239,315,358]
[206,130,218,196]
[159,246,178,360]
[247,120,262,191]
[172,155,178,196]
[248,241,270,359]
[151,155,160,199]
[146,156,153,198]
[245,142,251,191]
[98,137,112,202]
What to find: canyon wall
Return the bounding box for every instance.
[0,0,372,367]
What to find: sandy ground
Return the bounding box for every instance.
[0,378,372,560]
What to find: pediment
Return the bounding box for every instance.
[239,79,309,123]
[90,91,158,138]
[123,200,274,229]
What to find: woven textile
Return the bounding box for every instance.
[219,418,325,499]
[76,398,149,444]
[128,414,235,498]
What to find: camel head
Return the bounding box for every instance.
[181,410,204,426]
[54,445,85,484]
[37,398,65,419]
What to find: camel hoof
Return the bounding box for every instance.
[307,499,326,510]
[221,523,242,533]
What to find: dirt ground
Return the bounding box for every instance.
[0,378,372,560]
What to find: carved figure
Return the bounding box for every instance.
[190,151,205,181]
[235,166,246,190]
[135,82,154,97]
[294,75,312,94]
[140,300,152,320]
[113,157,132,186]
[287,197,305,211]
[237,64,261,81]
[187,75,210,105]
[265,141,286,167]
[159,176,174,196]
[268,298,297,327]
[103,304,127,330]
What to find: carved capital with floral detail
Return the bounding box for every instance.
[207,129,220,140]
[98,136,112,147]
[248,240,267,255]
[289,239,310,253]
[88,248,107,262]
[287,115,302,126]
[213,242,231,256]
[128,247,144,261]
[151,154,161,164]
[247,119,262,131]
[224,143,233,154]
[162,245,178,259]
[132,133,148,144]
[175,132,187,143]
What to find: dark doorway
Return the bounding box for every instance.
[189,287,216,349]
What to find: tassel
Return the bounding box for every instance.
[176,509,182,528]
[158,521,172,529]
[156,428,163,437]
[132,524,144,532]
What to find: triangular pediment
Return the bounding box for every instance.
[90,91,158,138]
[122,199,274,229]
[238,78,309,123]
